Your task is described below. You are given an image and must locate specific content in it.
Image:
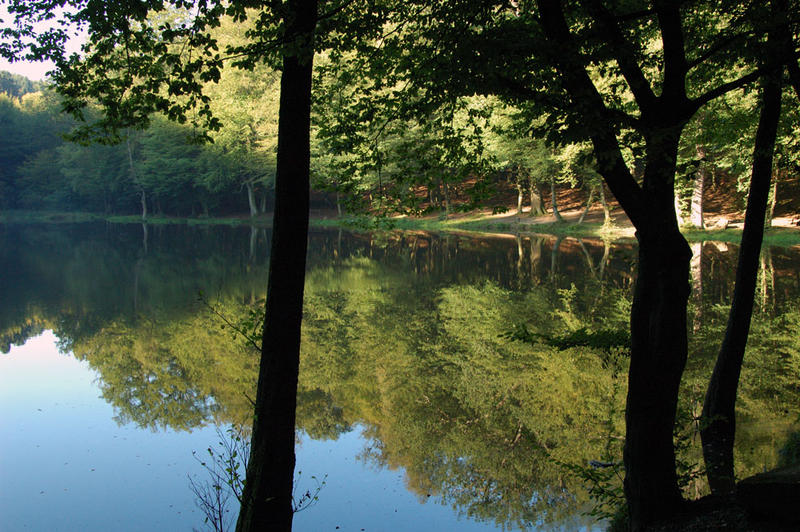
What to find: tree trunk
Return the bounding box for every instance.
[765,175,777,227]
[577,185,595,224]
[599,184,612,226]
[140,189,147,221]
[443,180,451,219]
[623,126,691,529]
[700,50,782,498]
[550,176,564,222]
[246,182,258,217]
[516,181,524,217]
[529,182,545,217]
[336,190,342,217]
[235,1,317,530]
[691,145,707,229]
[691,242,703,333]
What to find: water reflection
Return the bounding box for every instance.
[1,223,798,530]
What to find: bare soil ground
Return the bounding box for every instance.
[383,172,800,234]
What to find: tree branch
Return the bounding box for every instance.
[537,0,646,229]
[654,0,688,97]
[691,68,762,109]
[579,0,657,111]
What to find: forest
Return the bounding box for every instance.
[2,28,798,224]
[2,1,800,532]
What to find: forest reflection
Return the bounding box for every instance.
[1,223,798,528]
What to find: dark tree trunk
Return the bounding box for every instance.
[700,51,782,497]
[235,1,317,531]
[624,127,691,528]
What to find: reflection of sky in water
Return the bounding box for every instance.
[0,332,599,531]
[0,331,215,531]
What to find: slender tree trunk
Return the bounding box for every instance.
[126,136,146,221]
[336,190,342,217]
[246,182,258,217]
[599,184,612,226]
[235,1,317,530]
[700,50,782,497]
[577,185,595,224]
[140,189,147,220]
[691,242,704,333]
[691,145,706,229]
[443,180,451,219]
[550,176,564,222]
[516,181,524,217]
[765,175,777,227]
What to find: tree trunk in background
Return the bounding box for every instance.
[126,136,146,221]
[516,180,524,217]
[691,146,706,228]
[550,176,564,222]
[529,182,545,216]
[766,176,777,227]
[701,51,782,497]
[246,182,258,217]
[691,242,703,333]
[139,190,147,220]
[577,185,595,224]
[336,191,342,216]
[235,1,317,530]
[599,184,611,226]
[443,180,451,219]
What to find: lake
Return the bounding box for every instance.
[1,223,798,531]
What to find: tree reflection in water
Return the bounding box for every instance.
[1,223,799,529]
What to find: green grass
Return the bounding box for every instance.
[682,226,800,246]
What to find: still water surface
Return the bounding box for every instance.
[1,223,798,531]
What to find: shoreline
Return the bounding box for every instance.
[2,209,800,247]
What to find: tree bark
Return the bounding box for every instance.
[246,182,258,217]
[235,1,317,530]
[624,127,691,529]
[529,182,545,216]
[691,145,706,228]
[700,47,782,497]
[550,175,564,222]
[691,242,703,333]
[577,185,595,224]
[599,183,612,226]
